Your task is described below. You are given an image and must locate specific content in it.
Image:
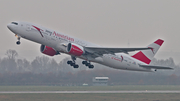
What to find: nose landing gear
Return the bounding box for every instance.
[15,35,21,45]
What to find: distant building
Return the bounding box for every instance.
[93,77,109,86]
[82,83,88,86]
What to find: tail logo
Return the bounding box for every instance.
[132,39,164,64]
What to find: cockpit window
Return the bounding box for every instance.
[11,22,18,25]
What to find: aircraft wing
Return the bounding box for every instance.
[139,65,173,70]
[84,47,151,57]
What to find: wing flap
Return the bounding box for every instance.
[139,65,173,69]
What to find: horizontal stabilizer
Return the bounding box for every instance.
[139,65,173,70]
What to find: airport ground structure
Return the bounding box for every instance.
[92,77,109,86]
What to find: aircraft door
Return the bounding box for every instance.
[43,31,52,46]
[26,24,31,31]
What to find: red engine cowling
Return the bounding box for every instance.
[40,45,59,56]
[67,43,85,56]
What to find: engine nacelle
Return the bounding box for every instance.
[67,43,85,56]
[40,45,59,56]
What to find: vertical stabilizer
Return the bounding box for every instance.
[132,39,164,64]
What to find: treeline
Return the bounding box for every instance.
[0,49,74,74]
[0,49,179,85]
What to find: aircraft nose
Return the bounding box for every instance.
[7,22,18,33]
[7,23,12,30]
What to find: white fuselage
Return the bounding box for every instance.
[7,21,151,72]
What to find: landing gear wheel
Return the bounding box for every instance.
[70,63,75,66]
[85,63,90,66]
[74,65,79,68]
[89,65,94,69]
[16,41,21,45]
[67,61,72,64]
[82,60,94,69]
[82,61,87,64]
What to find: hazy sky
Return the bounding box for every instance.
[1,0,180,63]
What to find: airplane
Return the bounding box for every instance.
[7,21,173,72]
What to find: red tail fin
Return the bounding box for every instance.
[132,39,164,64]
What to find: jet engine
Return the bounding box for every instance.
[67,43,85,56]
[40,45,59,56]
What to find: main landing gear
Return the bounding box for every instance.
[82,61,94,69]
[67,56,94,69]
[67,56,79,68]
[15,35,21,45]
